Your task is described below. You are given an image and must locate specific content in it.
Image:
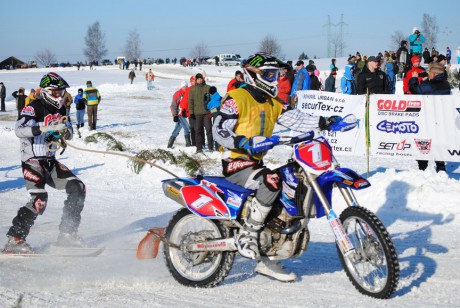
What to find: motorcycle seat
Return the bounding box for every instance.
[203,176,256,194]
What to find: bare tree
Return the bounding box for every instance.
[124,30,142,61]
[259,35,282,57]
[329,33,346,58]
[83,21,108,64]
[421,13,439,49]
[390,31,406,51]
[35,49,57,67]
[190,42,209,61]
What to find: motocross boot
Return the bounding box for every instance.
[56,232,88,248]
[2,236,34,254]
[256,257,297,282]
[236,198,271,259]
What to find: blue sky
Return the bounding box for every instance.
[1,0,458,63]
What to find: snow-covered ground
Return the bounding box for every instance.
[1,63,460,307]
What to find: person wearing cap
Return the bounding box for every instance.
[0,82,5,112]
[408,27,425,56]
[227,70,245,92]
[12,87,27,117]
[167,81,191,148]
[385,55,398,94]
[324,70,337,92]
[289,60,310,108]
[403,56,425,94]
[145,69,155,90]
[25,89,36,106]
[409,62,451,173]
[74,88,86,133]
[188,73,213,153]
[356,56,390,95]
[308,66,321,91]
[83,80,101,130]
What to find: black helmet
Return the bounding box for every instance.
[243,52,284,97]
[39,72,69,109]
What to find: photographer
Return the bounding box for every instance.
[408,27,426,56]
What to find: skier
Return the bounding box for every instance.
[212,52,341,282]
[2,72,87,254]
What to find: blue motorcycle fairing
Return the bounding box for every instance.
[313,168,371,218]
[162,176,256,219]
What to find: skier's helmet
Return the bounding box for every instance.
[243,52,283,97]
[39,72,69,109]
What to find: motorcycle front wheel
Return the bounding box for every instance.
[337,206,399,299]
[163,208,235,287]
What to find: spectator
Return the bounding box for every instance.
[180,76,196,146]
[409,62,451,172]
[168,81,191,148]
[189,73,213,153]
[63,91,73,117]
[422,48,431,64]
[403,56,425,94]
[0,82,5,112]
[289,60,310,108]
[306,59,316,71]
[408,27,425,56]
[324,70,337,92]
[277,67,291,103]
[227,70,245,92]
[128,69,136,84]
[385,55,398,94]
[446,47,452,64]
[206,86,222,150]
[355,54,366,77]
[308,66,321,90]
[83,81,101,130]
[330,58,338,73]
[341,64,356,94]
[12,87,26,117]
[356,56,389,95]
[396,40,410,80]
[3,72,87,254]
[73,88,86,133]
[25,89,36,106]
[145,69,155,90]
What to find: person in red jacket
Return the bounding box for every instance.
[276,68,291,104]
[179,76,196,145]
[226,70,244,92]
[403,56,425,94]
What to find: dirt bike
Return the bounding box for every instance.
[138,128,400,299]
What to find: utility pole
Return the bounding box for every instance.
[323,15,332,58]
[323,15,347,58]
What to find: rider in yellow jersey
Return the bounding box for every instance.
[212,52,340,281]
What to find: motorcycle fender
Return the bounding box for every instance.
[313,168,370,218]
[186,238,237,252]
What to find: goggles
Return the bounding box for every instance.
[49,88,66,98]
[260,68,279,83]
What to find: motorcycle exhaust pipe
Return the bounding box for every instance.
[162,180,187,207]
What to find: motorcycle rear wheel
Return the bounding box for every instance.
[163,208,235,287]
[337,206,399,299]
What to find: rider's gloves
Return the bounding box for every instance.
[319,116,342,131]
[39,124,66,134]
[238,135,280,156]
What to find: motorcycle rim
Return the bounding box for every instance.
[338,206,399,299]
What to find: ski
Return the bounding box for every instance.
[0,246,105,258]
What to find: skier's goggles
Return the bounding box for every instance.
[260,68,279,82]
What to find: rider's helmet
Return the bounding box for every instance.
[39,72,70,109]
[243,52,285,98]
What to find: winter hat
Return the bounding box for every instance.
[78,88,83,93]
[209,86,217,95]
[180,81,188,88]
[189,76,195,83]
[367,56,380,63]
[436,54,446,63]
[411,56,420,64]
[195,73,204,80]
[331,70,337,75]
[413,27,419,33]
[86,80,92,87]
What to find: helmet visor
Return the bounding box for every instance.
[49,88,66,98]
[260,68,279,83]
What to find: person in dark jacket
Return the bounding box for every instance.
[73,88,86,132]
[422,48,431,64]
[324,70,337,92]
[356,56,390,95]
[308,66,321,90]
[188,73,212,153]
[396,40,410,80]
[409,62,451,172]
[12,87,26,117]
[0,82,6,111]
